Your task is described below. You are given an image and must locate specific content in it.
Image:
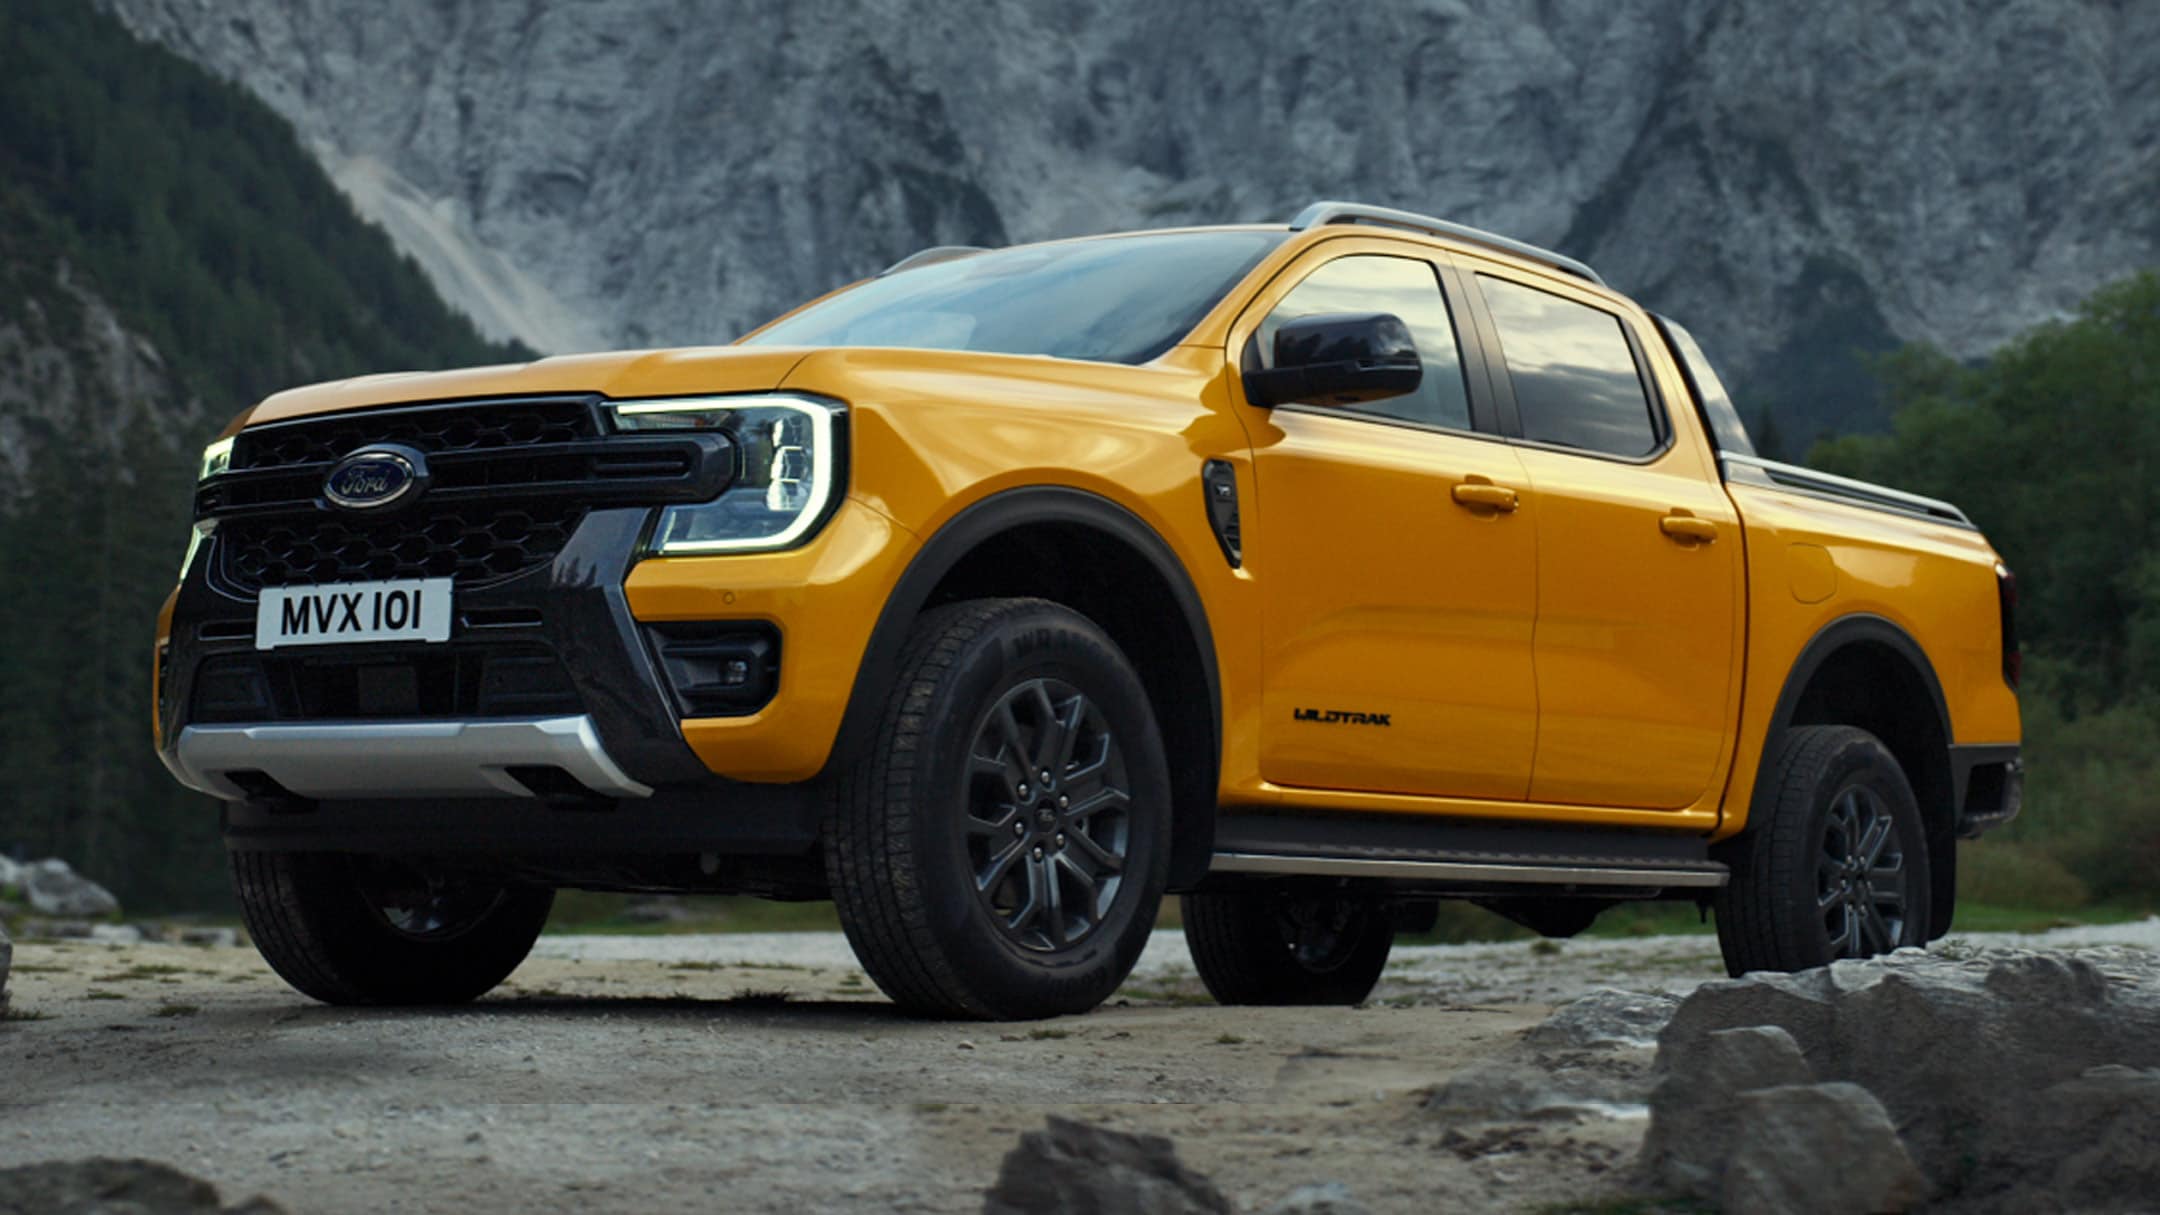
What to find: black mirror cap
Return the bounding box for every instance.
[1242,312,1422,407]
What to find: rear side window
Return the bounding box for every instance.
[1479,275,1661,459]
[1255,255,1472,431]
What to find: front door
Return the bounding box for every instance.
[1238,246,1542,801]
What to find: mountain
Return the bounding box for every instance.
[0,0,524,907]
[100,0,2160,443]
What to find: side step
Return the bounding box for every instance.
[1207,811,1728,892]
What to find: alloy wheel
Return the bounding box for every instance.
[963,677,1133,952]
[1816,785,1909,957]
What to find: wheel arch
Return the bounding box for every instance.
[1749,613,1958,938]
[830,486,1223,888]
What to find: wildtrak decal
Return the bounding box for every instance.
[1293,707,1392,727]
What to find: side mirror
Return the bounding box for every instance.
[1242,312,1422,407]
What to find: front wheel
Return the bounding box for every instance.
[231,852,553,1004]
[827,598,1173,1020]
[1715,724,1932,976]
[1183,886,1395,1006]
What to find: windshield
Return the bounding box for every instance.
[743,230,1286,365]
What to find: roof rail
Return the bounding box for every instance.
[1288,201,1605,287]
[879,245,987,277]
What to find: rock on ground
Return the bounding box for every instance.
[1645,948,2160,1211]
[982,1116,1234,1215]
[0,1158,285,1214]
[1259,1181,1374,1215]
[20,859,119,919]
[1720,1083,1930,1215]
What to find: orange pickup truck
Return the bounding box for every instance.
[158,202,2021,1018]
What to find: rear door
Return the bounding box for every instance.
[1462,262,1742,810]
[1234,240,1541,800]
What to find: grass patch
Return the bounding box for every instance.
[726,989,792,1008]
[2,1006,51,1022]
[84,990,126,1001]
[1026,1027,1071,1041]
[1214,1032,1246,1045]
[8,962,70,974]
[151,1003,199,1018]
[544,892,842,935]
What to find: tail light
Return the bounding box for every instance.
[1996,563,2020,689]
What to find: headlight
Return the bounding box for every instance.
[609,393,845,554]
[199,436,234,482]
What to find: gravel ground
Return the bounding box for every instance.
[4,919,2155,1213]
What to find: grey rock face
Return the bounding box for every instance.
[102,0,2160,434]
[0,1158,286,1214]
[1720,1083,1930,1215]
[982,1116,1233,1215]
[22,858,121,919]
[1645,948,2160,1210]
[1520,987,1683,1051]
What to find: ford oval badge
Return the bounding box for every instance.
[323,445,427,511]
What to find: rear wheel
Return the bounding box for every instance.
[1183,886,1395,1006]
[827,598,1172,1020]
[231,852,552,1004]
[1715,725,1931,975]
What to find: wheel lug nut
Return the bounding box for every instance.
[1058,795,1069,808]
[1018,784,1029,797]
[1055,833,1066,848]
[1013,822,1025,838]
[1031,847,1044,860]
[1040,770,1053,783]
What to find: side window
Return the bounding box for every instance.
[1254,255,1472,431]
[1479,275,1661,459]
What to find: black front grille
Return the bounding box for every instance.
[190,645,582,723]
[233,399,597,472]
[196,396,734,595]
[217,503,587,590]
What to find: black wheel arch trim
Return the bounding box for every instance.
[828,485,1224,887]
[1745,612,1958,935]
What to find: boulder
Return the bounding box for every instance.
[1647,948,2160,1206]
[1719,1083,1930,1215]
[982,1116,1233,1215]
[1638,1025,1815,1193]
[1521,988,1684,1051]
[0,854,21,889]
[0,1158,286,1213]
[22,858,120,918]
[1,918,12,1013]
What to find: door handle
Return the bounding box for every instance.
[1660,514,1719,544]
[1451,483,1520,512]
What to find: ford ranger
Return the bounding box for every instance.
[156,201,2023,1018]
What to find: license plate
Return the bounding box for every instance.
[255,578,453,650]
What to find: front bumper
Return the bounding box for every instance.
[158,507,716,800]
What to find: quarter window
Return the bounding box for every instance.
[1479,276,1660,459]
[1254,255,1472,431]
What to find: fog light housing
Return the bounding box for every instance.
[645,622,780,716]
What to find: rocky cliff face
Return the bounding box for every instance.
[104,0,2159,435]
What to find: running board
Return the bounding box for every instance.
[1205,810,1729,891]
[1210,851,1727,888]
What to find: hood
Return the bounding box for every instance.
[227,346,815,434]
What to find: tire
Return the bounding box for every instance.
[826,598,1173,1020]
[1715,724,1932,976]
[231,851,553,1005]
[1183,886,1395,1006]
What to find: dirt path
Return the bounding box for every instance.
[5,922,2155,1212]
